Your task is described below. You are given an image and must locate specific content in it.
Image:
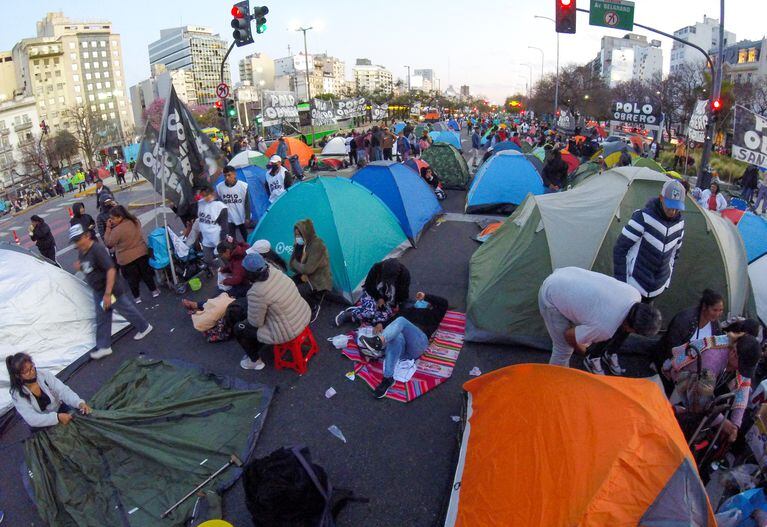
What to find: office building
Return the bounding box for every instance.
[460,85,470,98]
[239,52,274,90]
[353,59,393,94]
[273,52,346,100]
[129,64,197,128]
[670,16,735,74]
[0,51,18,102]
[598,33,663,87]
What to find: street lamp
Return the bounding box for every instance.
[534,15,559,116]
[295,26,314,144]
[528,46,544,82]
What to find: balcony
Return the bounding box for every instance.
[0,127,8,135]
[14,121,33,132]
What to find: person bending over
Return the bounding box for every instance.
[335,259,410,327]
[217,240,251,298]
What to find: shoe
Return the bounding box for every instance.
[134,297,142,304]
[152,290,161,298]
[133,324,153,340]
[583,356,605,375]
[602,352,626,375]
[240,356,266,370]
[334,308,355,327]
[359,335,384,358]
[310,302,321,324]
[90,347,113,360]
[373,377,395,399]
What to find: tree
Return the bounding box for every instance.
[66,104,100,168]
[528,64,610,119]
[142,98,166,131]
[46,130,79,171]
[16,139,50,185]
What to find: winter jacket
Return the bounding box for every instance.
[11,368,84,428]
[289,219,332,292]
[221,243,249,286]
[363,259,411,307]
[192,292,235,332]
[70,202,95,233]
[698,190,727,212]
[541,157,568,189]
[104,218,148,265]
[30,222,55,252]
[656,305,723,362]
[742,165,759,190]
[392,294,448,338]
[247,266,311,345]
[613,197,684,299]
[471,132,481,149]
[96,209,111,239]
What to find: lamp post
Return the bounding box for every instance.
[296,26,314,145]
[534,15,559,117]
[528,46,545,82]
[404,65,411,118]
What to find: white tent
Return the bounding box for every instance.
[749,256,767,325]
[228,149,265,168]
[321,137,347,156]
[0,246,127,415]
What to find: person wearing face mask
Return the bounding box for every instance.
[196,187,229,268]
[388,292,448,338]
[6,352,92,429]
[334,258,410,327]
[289,219,331,321]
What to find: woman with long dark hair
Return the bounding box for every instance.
[6,352,91,428]
[104,205,159,303]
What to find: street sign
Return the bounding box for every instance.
[216,82,230,99]
[589,0,634,31]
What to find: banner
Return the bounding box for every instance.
[334,97,367,120]
[611,100,663,130]
[556,109,576,133]
[311,98,337,126]
[732,105,767,169]
[134,85,224,218]
[262,91,300,127]
[372,103,388,121]
[687,100,708,144]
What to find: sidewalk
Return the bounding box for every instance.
[74,172,147,199]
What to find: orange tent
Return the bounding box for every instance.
[444,364,715,527]
[264,137,314,167]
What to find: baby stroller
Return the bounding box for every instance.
[147,227,207,294]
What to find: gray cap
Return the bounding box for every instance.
[68,223,85,241]
[661,179,686,211]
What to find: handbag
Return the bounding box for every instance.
[677,347,716,414]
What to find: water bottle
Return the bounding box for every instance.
[327,425,347,443]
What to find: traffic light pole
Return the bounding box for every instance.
[220,41,236,149]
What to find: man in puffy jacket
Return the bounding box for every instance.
[29,215,57,265]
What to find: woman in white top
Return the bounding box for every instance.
[6,352,91,428]
[698,181,728,212]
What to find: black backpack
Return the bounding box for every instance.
[243,446,366,527]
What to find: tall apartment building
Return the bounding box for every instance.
[670,16,735,74]
[12,12,134,146]
[239,52,274,90]
[598,33,663,87]
[0,96,40,188]
[273,52,345,100]
[352,59,393,94]
[0,52,18,102]
[148,26,230,105]
[129,64,197,128]
[460,85,470,98]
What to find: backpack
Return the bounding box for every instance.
[243,446,367,527]
[676,348,716,414]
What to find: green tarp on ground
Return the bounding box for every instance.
[25,358,273,527]
[420,143,471,189]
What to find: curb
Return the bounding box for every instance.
[74,179,148,199]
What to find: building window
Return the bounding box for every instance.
[100,40,106,47]
[55,70,61,78]
[101,51,106,58]
[58,96,65,104]
[738,49,748,63]
[85,73,92,80]
[91,41,98,48]
[105,81,111,88]
[102,61,107,68]
[74,85,81,93]
[94,72,101,79]
[83,51,89,59]
[73,74,79,82]
[96,82,102,89]
[70,52,77,60]
[88,94,95,102]
[72,63,78,71]
[104,71,110,78]
[76,96,83,104]
[110,112,115,119]
[748,48,758,62]
[84,62,90,69]
[81,42,88,48]
[99,103,105,110]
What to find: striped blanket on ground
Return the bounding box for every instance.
[341,311,466,402]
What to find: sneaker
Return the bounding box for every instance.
[134,296,142,304]
[373,377,395,399]
[602,352,626,375]
[151,290,161,298]
[133,324,153,340]
[310,302,321,324]
[583,356,605,375]
[359,335,384,358]
[90,347,113,360]
[334,308,355,327]
[240,356,266,370]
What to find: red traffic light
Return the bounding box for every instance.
[560,0,572,5]
[215,101,223,109]
[231,5,245,18]
[711,98,722,111]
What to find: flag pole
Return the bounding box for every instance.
[157,87,179,288]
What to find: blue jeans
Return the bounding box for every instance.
[94,292,150,349]
[371,146,383,161]
[742,187,755,203]
[381,318,429,378]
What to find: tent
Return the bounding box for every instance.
[352,161,442,243]
[466,150,545,215]
[228,149,267,169]
[593,140,628,159]
[492,141,522,153]
[247,177,409,302]
[568,161,601,188]
[215,165,270,222]
[26,358,273,527]
[403,157,429,176]
[604,148,638,168]
[560,150,581,174]
[0,245,128,417]
[264,137,314,167]
[429,131,462,150]
[320,136,348,156]
[420,143,471,189]
[445,364,715,527]
[448,118,460,131]
[431,122,449,131]
[466,166,753,346]
[722,210,767,325]
[632,156,665,173]
[393,122,407,134]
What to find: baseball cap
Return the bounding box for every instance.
[68,224,85,242]
[251,239,271,254]
[661,179,686,211]
[269,155,282,164]
[242,252,267,272]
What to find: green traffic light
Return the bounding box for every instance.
[256,22,267,34]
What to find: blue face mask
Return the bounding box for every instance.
[414,300,429,309]
[295,237,304,246]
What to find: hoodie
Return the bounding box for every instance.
[221,243,250,286]
[69,202,95,233]
[289,219,332,292]
[363,259,411,306]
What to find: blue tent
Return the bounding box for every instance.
[466,151,545,214]
[737,212,767,263]
[214,165,270,222]
[492,141,522,153]
[429,130,462,150]
[351,161,442,243]
[393,122,407,134]
[448,119,460,131]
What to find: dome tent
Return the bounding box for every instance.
[214,165,270,222]
[320,136,347,156]
[466,150,545,215]
[420,143,470,189]
[228,149,268,169]
[428,130,462,150]
[352,161,442,244]
[466,166,753,346]
[247,177,409,302]
[265,137,314,167]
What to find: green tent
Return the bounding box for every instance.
[414,124,429,137]
[248,177,409,302]
[567,161,601,188]
[25,358,273,527]
[420,143,471,189]
[466,166,753,346]
[632,156,665,173]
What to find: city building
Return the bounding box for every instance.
[239,52,274,90]
[460,85,470,98]
[234,82,260,127]
[0,51,18,102]
[273,52,345,100]
[129,64,197,128]
[352,59,393,94]
[12,12,134,147]
[0,96,40,188]
[670,16,735,74]
[722,38,767,84]
[148,26,231,105]
[598,33,663,87]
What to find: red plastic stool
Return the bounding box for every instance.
[273,326,319,375]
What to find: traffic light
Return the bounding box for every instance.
[711,98,723,113]
[253,6,269,34]
[231,1,253,47]
[226,99,237,119]
[39,120,50,135]
[555,0,576,34]
[215,100,224,118]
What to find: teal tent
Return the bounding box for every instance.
[248,177,409,302]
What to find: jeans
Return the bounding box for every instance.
[121,254,157,298]
[371,146,383,161]
[381,317,429,378]
[94,292,150,349]
[539,286,574,366]
[741,187,755,203]
[755,186,767,213]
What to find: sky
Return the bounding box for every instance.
[2,0,765,104]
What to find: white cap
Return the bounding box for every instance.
[269,155,282,164]
[252,239,271,254]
